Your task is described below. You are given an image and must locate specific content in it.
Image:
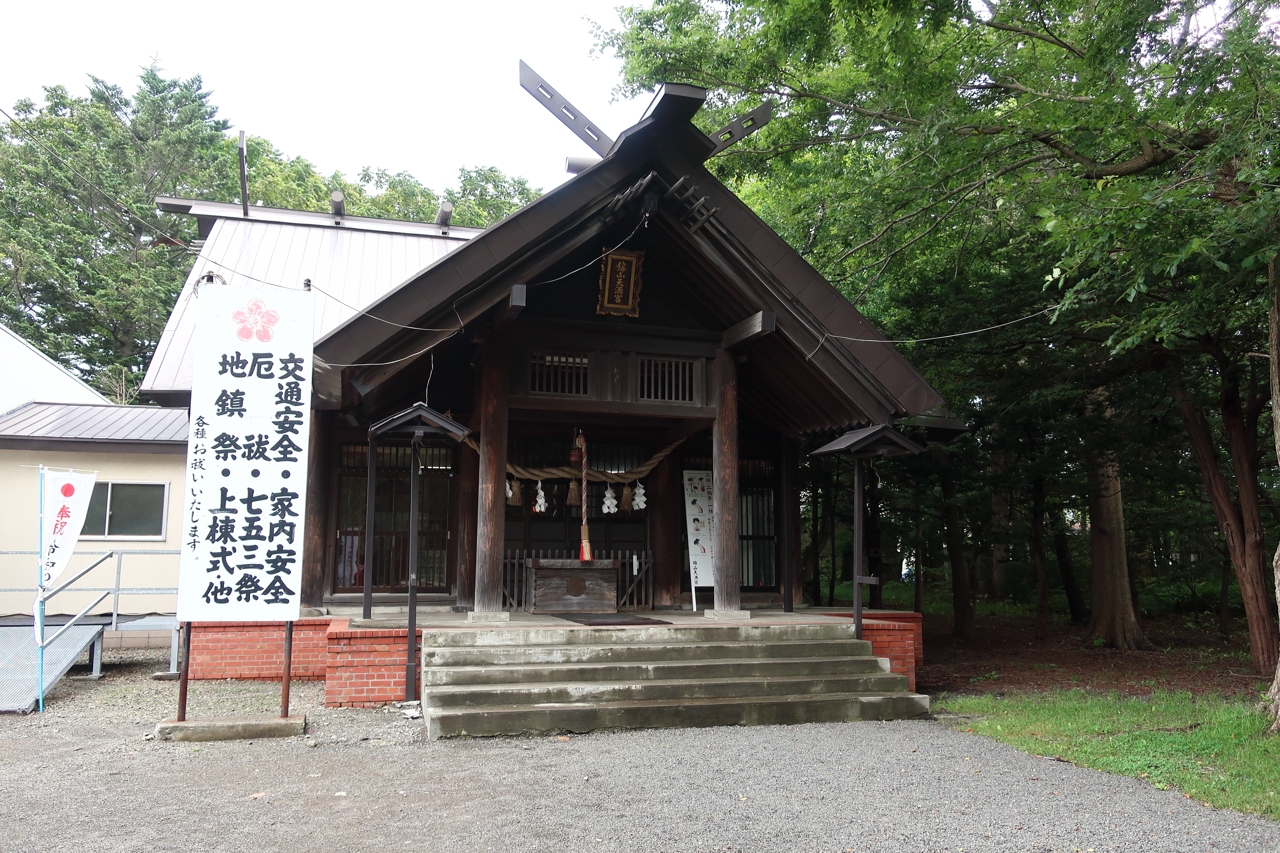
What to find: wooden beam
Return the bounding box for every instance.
[474,342,509,613]
[720,310,776,350]
[493,284,527,334]
[509,395,717,421]
[712,348,741,611]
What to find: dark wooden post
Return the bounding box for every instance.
[406,443,421,701]
[777,433,798,612]
[712,349,741,612]
[363,437,377,620]
[454,439,479,610]
[300,411,329,608]
[648,452,683,607]
[176,621,192,722]
[474,343,509,613]
[280,621,294,718]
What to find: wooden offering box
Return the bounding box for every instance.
[528,559,620,614]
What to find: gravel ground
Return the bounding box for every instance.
[2,649,1278,852]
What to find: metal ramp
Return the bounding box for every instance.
[0,625,103,713]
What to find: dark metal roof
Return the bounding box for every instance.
[0,402,189,446]
[313,84,945,435]
[810,424,925,457]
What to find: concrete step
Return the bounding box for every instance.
[425,691,931,739]
[422,655,888,687]
[423,672,911,708]
[423,638,873,667]
[421,622,858,649]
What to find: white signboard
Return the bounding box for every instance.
[37,469,97,589]
[682,470,716,602]
[176,286,314,622]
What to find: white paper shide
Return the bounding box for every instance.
[682,470,715,588]
[176,286,314,621]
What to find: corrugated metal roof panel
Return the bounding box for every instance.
[0,403,188,443]
[141,213,475,395]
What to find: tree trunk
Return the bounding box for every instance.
[990,449,1013,599]
[866,464,884,608]
[1174,380,1279,674]
[1052,514,1088,625]
[936,447,974,638]
[1083,431,1153,651]
[1031,476,1050,640]
[1219,550,1233,639]
[1264,257,1280,728]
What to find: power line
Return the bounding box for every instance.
[805,306,1057,359]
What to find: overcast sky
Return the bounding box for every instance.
[2,0,651,195]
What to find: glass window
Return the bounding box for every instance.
[79,482,167,538]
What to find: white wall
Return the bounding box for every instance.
[0,448,185,616]
[0,324,109,413]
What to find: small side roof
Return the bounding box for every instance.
[0,324,109,414]
[0,402,189,451]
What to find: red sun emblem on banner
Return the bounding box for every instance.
[61,483,75,497]
[232,299,280,342]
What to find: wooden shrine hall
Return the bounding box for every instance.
[144,71,943,728]
[300,80,944,620]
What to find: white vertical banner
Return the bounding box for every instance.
[682,470,715,594]
[36,469,98,589]
[176,287,314,622]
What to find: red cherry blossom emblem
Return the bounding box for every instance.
[232,299,280,343]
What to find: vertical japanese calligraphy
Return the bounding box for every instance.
[596,249,644,318]
[682,470,715,589]
[176,286,314,622]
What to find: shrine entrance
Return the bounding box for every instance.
[333,443,452,594]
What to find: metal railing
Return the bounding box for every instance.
[0,549,180,627]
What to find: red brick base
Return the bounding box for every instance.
[324,619,421,708]
[862,619,918,691]
[188,619,332,681]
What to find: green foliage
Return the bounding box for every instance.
[607,1,1280,641]
[0,67,227,399]
[0,67,541,398]
[939,691,1280,819]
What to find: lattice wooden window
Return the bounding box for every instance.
[637,357,696,403]
[530,352,590,395]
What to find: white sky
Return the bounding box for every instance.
[2,0,651,196]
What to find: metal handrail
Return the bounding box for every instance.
[2,549,181,629]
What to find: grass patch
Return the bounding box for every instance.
[937,691,1280,819]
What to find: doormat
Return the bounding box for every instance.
[549,614,672,626]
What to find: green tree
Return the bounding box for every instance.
[0,67,227,398]
[605,0,1280,669]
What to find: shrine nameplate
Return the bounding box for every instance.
[529,559,619,614]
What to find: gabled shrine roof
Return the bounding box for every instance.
[313,84,944,434]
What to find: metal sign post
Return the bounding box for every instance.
[35,467,44,713]
[177,622,192,722]
[280,621,294,718]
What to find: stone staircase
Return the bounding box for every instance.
[420,622,929,739]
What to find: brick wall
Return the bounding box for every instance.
[862,619,917,692]
[864,610,923,669]
[324,619,421,708]
[188,619,332,681]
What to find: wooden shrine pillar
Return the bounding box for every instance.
[648,451,684,607]
[300,410,330,608]
[453,437,480,609]
[473,343,509,612]
[712,349,741,611]
[776,433,801,612]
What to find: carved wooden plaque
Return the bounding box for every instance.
[597,249,644,318]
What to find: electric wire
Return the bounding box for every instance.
[805,305,1057,359]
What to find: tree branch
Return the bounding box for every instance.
[977,18,1086,58]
